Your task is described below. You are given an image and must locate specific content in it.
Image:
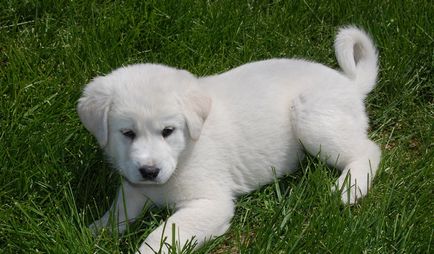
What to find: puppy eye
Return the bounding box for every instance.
[121,129,136,140]
[161,127,175,138]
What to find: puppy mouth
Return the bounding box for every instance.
[128,168,168,185]
[123,176,163,185]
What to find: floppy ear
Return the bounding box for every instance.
[77,77,112,147]
[183,89,212,141]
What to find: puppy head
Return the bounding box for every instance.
[77,64,211,184]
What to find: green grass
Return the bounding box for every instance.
[1,0,433,253]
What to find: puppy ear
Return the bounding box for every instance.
[77,77,112,147]
[183,89,212,141]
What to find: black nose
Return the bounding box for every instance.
[139,166,160,180]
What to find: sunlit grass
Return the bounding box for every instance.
[1,0,432,253]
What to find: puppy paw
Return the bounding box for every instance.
[88,220,107,236]
[333,171,369,205]
[136,242,162,254]
[89,220,128,236]
[87,222,103,236]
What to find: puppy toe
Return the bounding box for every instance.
[88,220,107,236]
[334,174,368,205]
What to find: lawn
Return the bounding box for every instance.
[1,0,432,253]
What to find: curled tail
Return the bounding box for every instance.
[334,26,378,95]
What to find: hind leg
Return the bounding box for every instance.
[292,92,381,204]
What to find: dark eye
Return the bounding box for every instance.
[121,129,136,140]
[161,127,175,138]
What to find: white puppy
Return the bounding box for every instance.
[78,27,381,253]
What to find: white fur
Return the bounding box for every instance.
[78,27,381,253]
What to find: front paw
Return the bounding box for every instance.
[89,219,128,236]
[135,242,160,254]
[88,219,107,236]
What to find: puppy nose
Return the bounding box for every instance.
[139,166,160,180]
